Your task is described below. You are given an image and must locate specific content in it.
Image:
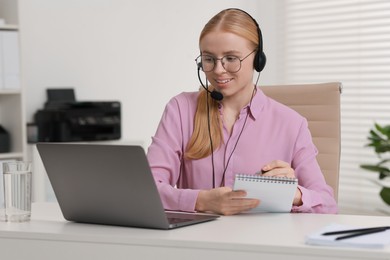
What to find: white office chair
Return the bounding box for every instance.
[261,82,342,201]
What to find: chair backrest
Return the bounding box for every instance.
[261,82,341,201]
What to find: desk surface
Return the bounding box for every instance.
[0,203,389,260]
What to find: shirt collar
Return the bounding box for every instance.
[246,87,267,120]
[217,87,267,120]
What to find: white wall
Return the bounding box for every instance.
[18,0,280,148]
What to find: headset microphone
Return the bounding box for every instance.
[210,89,223,101]
[197,63,224,101]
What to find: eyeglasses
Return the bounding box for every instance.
[195,50,256,73]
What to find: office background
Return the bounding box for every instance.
[1,0,390,215]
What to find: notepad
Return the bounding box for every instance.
[233,174,298,213]
[305,223,390,249]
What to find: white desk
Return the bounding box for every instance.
[0,203,389,260]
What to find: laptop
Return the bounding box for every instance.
[36,143,219,229]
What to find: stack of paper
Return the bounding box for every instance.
[305,223,390,249]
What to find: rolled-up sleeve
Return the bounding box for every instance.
[290,119,338,213]
[147,95,200,212]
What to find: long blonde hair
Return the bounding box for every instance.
[185,9,259,160]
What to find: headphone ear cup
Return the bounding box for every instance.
[254,51,266,72]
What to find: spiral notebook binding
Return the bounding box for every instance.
[236,174,298,184]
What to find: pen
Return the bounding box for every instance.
[255,170,269,175]
[322,226,390,236]
[322,226,390,241]
[335,227,389,241]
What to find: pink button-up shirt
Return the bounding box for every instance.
[147,89,338,214]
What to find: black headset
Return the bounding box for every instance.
[251,16,267,72]
[197,8,266,102]
[230,8,267,72]
[198,8,266,73]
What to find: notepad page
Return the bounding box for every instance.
[233,175,298,213]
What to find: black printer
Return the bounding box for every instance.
[34,88,121,142]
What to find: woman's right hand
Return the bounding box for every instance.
[195,187,260,215]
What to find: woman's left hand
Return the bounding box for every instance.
[260,160,303,206]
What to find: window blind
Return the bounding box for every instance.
[280,0,390,215]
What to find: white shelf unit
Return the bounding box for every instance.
[0,25,26,161]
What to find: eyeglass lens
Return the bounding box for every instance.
[197,55,241,73]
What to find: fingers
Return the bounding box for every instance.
[206,188,260,216]
[228,189,247,199]
[261,160,295,178]
[262,160,290,172]
[220,198,260,216]
[293,187,303,206]
[222,190,260,215]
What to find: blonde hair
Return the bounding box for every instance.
[185,9,259,160]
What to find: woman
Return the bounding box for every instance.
[147,8,338,215]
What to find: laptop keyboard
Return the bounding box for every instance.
[167,217,194,224]
[166,212,197,224]
[166,212,194,224]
